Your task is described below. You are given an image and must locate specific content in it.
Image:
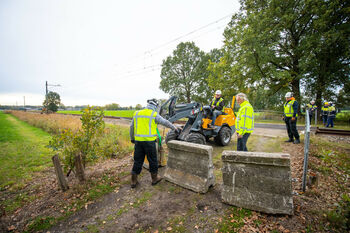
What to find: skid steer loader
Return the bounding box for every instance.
[160,96,236,146]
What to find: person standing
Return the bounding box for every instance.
[321,102,329,126]
[283,92,300,144]
[210,90,225,127]
[129,99,180,188]
[235,93,254,151]
[306,100,317,125]
[326,103,336,128]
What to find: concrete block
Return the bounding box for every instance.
[221,151,293,215]
[164,141,215,193]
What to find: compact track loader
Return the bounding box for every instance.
[160,96,236,146]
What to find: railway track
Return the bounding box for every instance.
[315,127,350,136]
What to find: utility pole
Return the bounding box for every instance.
[45,81,61,97]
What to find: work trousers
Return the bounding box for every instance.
[132,141,158,175]
[322,115,328,125]
[309,114,313,125]
[326,117,334,128]
[237,133,251,151]
[284,117,300,141]
[211,110,222,125]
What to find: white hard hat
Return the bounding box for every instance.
[285,92,293,98]
[147,98,158,107]
[311,100,315,103]
[215,90,222,95]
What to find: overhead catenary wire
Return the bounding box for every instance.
[113,13,234,76]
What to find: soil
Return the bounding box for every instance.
[1,123,348,232]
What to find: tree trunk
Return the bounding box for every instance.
[75,152,86,182]
[52,154,69,191]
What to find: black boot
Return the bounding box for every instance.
[293,139,300,144]
[285,138,293,142]
[151,173,162,186]
[131,173,138,188]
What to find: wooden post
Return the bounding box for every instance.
[52,154,69,191]
[75,152,86,182]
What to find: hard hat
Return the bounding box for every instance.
[147,98,158,107]
[325,102,329,105]
[215,90,222,95]
[311,100,315,103]
[285,92,293,98]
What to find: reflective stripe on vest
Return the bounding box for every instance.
[284,100,298,117]
[235,101,254,134]
[211,97,224,111]
[133,109,158,141]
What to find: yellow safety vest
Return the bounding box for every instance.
[133,109,158,141]
[321,106,329,115]
[284,100,298,117]
[211,97,225,111]
[235,101,254,136]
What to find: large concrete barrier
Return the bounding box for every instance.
[164,141,215,193]
[221,151,293,215]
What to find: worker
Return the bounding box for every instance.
[306,100,317,125]
[129,99,180,188]
[326,102,336,128]
[283,92,300,144]
[235,93,254,151]
[210,90,225,127]
[321,102,329,126]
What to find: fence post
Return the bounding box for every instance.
[315,108,318,126]
[302,109,311,192]
[52,154,69,191]
[75,152,86,182]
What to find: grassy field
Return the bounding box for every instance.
[0,112,53,212]
[57,110,135,118]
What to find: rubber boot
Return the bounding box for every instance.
[131,173,138,188]
[285,138,293,142]
[293,139,300,144]
[151,173,162,186]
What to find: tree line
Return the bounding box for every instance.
[159,0,349,111]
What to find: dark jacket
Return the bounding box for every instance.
[211,97,225,111]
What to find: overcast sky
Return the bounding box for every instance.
[0,0,239,107]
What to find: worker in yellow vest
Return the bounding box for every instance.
[283,92,300,144]
[210,90,225,127]
[306,100,317,125]
[321,102,330,126]
[235,93,254,151]
[326,102,336,128]
[129,99,180,188]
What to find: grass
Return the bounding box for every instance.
[58,110,136,118]
[215,207,252,232]
[0,112,53,191]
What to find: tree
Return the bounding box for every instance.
[105,103,120,110]
[135,104,143,110]
[43,91,61,113]
[160,42,211,103]
[304,0,350,110]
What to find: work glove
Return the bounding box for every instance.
[282,116,285,121]
[131,139,135,144]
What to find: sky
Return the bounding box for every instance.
[0,0,240,107]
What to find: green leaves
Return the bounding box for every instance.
[43,91,61,113]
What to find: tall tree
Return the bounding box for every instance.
[160,42,210,103]
[304,0,350,109]
[43,91,61,113]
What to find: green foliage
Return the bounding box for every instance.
[217,207,252,232]
[48,106,105,173]
[160,42,217,103]
[25,216,56,233]
[43,91,61,113]
[135,104,142,110]
[325,194,350,232]
[105,103,121,110]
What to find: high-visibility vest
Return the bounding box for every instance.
[211,97,224,111]
[284,100,298,117]
[235,101,254,135]
[328,106,336,117]
[321,106,329,115]
[133,109,158,141]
